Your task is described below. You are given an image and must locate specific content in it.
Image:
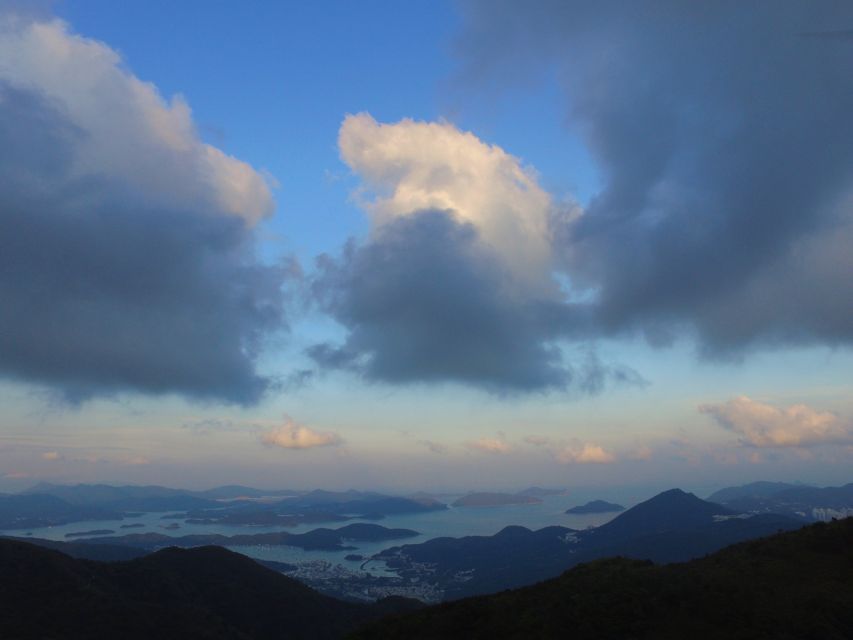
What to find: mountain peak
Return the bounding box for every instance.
[648,488,698,501]
[591,488,733,540]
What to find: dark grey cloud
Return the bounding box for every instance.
[457,1,853,355]
[0,82,286,404]
[309,209,634,393]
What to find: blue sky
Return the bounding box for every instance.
[0,1,851,493]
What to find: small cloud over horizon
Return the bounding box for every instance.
[524,435,616,464]
[465,436,512,455]
[260,416,342,450]
[418,440,450,455]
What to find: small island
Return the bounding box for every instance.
[517,487,567,498]
[565,499,625,514]
[453,492,542,507]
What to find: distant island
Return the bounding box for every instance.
[453,493,542,507]
[517,487,567,498]
[565,500,625,514]
[64,529,114,538]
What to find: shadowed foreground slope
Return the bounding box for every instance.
[0,540,419,640]
[351,518,853,639]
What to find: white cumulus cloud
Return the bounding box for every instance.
[338,112,571,293]
[699,396,853,448]
[260,417,342,450]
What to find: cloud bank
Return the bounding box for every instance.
[457,1,853,354]
[700,396,853,448]
[0,12,285,403]
[260,416,342,450]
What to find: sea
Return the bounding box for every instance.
[2,492,630,576]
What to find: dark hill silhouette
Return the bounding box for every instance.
[588,488,730,541]
[0,539,420,640]
[351,518,853,639]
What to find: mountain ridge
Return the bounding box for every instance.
[351,518,853,639]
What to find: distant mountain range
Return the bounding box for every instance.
[708,481,853,521]
[0,493,122,530]
[0,539,420,640]
[517,486,568,498]
[706,480,804,503]
[353,517,853,639]
[374,489,803,599]
[1,484,447,530]
[452,492,542,507]
[12,479,849,532]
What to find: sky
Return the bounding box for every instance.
[1,0,852,494]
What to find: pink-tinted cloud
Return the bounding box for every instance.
[524,435,616,464]
[465,437,512,454]
[260,416,342,450]
[554,442,615,464]
[700,396,853,448]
